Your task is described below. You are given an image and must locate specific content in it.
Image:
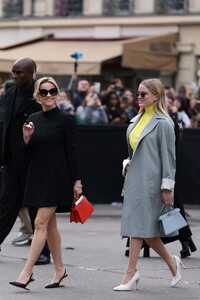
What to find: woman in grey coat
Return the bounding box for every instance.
[114,78,185,292]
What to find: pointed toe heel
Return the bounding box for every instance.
[45,269,68,289]
[9,273,34,290]
[113,270,140,291]
[171,255,185,287]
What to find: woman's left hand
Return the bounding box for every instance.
[162,189,173,205]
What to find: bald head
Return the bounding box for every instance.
[13,57,36,72]
[12,57,37,89]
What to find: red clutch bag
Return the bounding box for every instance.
[70,195,94,224]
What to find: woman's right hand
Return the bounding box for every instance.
[23,122,35,144]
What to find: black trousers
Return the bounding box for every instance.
[0,163,25,245]
[0,162,50,257]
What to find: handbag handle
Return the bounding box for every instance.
[160,204,174,215]
[72,196,78,207]
[72,195,84,207]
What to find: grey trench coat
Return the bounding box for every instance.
[121,112,176,238]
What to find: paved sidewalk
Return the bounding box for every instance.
[0,204,199,300]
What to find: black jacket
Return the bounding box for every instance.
[0,82,41,166]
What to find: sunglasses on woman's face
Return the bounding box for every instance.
[135,91,147,98]
[39,88,58,97]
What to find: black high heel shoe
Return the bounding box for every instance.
[9,273,34,290]
[45,269,68,288]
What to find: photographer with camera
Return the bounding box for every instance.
[75,92,108,125]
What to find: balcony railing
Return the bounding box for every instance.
[155,0,189,14]
[2,0,23,17]
[1,0,199,19]
[54,0,83,17]
[103,0,134,16]
[1,0,83,18]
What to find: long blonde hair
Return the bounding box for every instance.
[139,78,173,125]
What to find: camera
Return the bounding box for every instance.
[70,52,83,60]
[92,92,98,99]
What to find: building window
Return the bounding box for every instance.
[2,0,23,17]
[103,0,134,16]
[55,0,83,17]
[155,0,188,14]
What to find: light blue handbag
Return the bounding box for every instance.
[158,205,188,236]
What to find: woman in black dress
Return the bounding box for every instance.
[10,77,82,290]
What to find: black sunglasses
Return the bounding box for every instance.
[135,91,147,98]
[39,88,58,97]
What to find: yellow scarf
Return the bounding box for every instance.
[129,104,155,150]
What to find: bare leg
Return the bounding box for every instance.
[47,214,65,283]
[121,237,143,284]
[145,237,176,276]
[15,207,56,284]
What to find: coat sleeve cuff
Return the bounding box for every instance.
[161,178,175,191]
[122,158,130,177]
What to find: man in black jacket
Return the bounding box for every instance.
[0,57,51,264]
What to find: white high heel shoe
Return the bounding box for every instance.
[171,255,185,287]
[113,270,140,291]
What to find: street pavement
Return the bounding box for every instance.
[0,204,199,300]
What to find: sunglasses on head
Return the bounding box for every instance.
[39,88,58,97]
[135,91,147,98]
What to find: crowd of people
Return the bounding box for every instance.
[1,74,200,128]
[68,77,198,127]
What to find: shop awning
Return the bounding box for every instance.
[0,40,123,75]
[0,33,177,75]
[122,33,177,72]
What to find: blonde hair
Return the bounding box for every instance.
[139,78,173,125]
[34,76,60,101]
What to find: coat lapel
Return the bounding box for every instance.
[126,114,142,141]
[137,113,161,142]
[6,87,16,114]
[126,113,142,158]
[4,88,16,128]
[127,113,166,158]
